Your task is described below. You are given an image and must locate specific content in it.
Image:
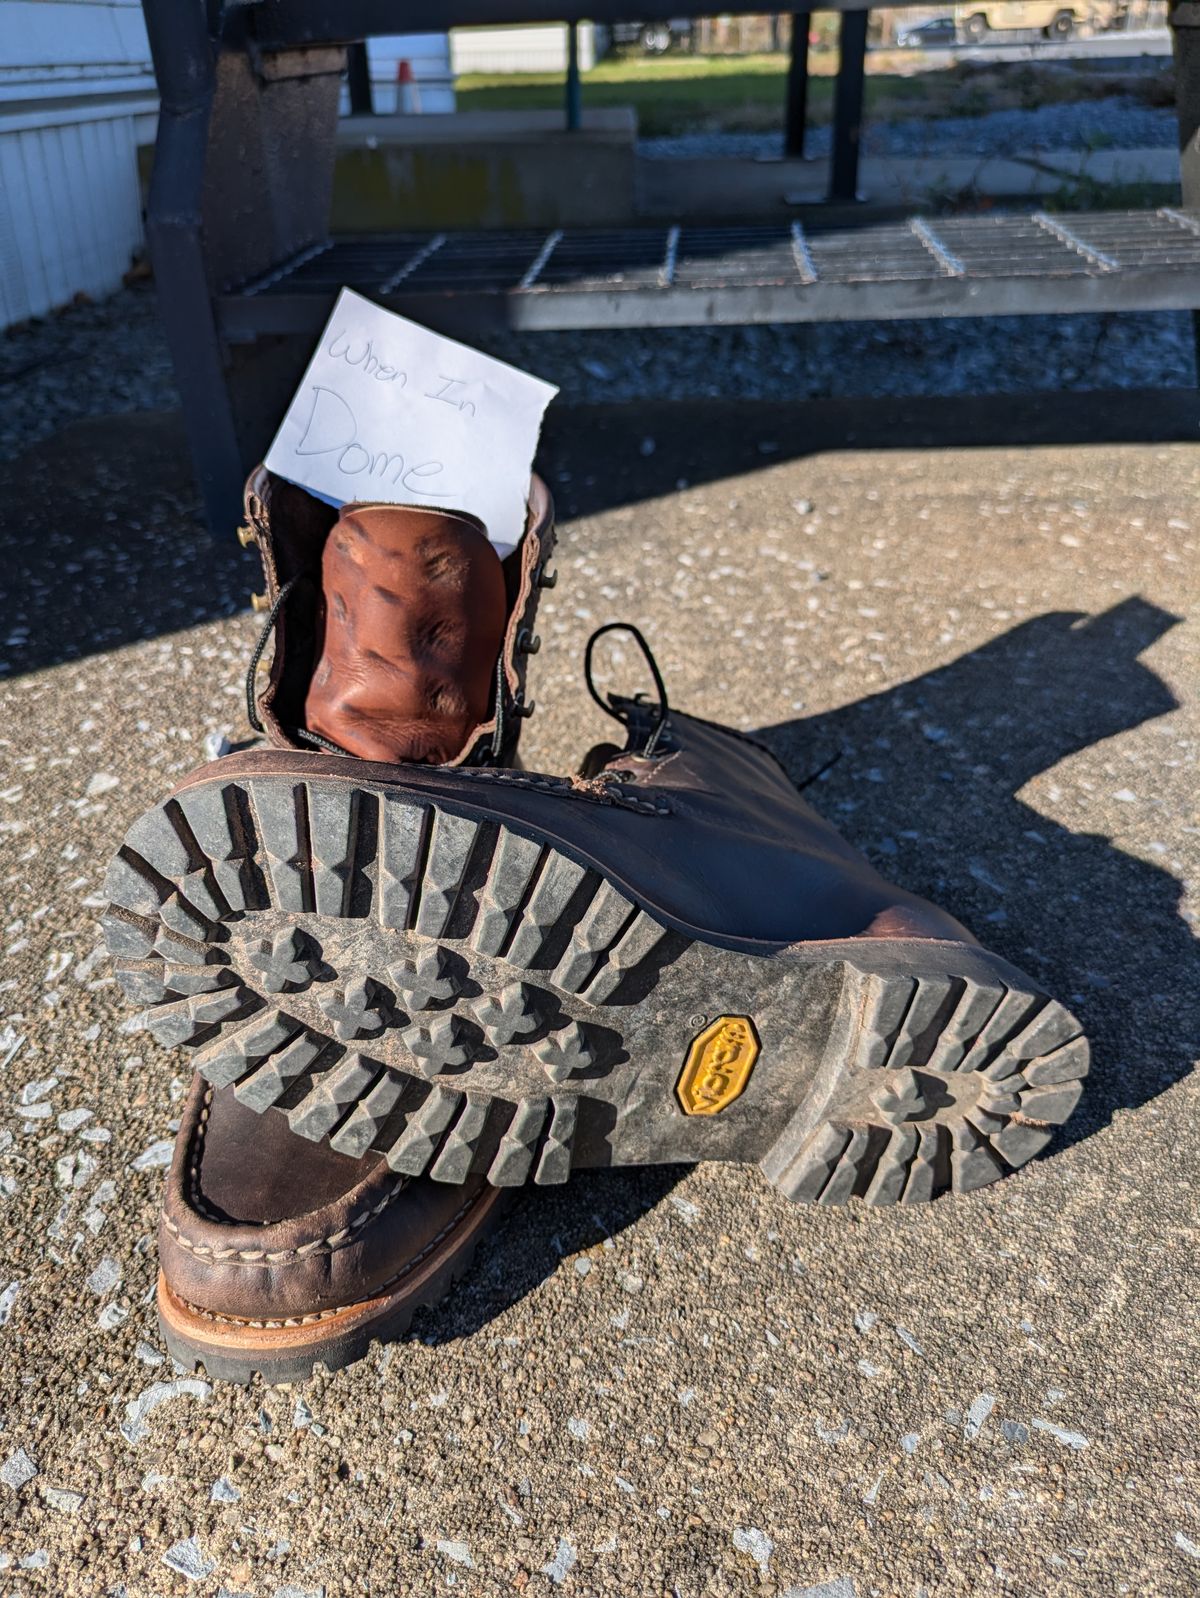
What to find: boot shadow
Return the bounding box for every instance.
[411,1165,688,1344]
[757,597,1196,1149]
[413,598,1194,1342]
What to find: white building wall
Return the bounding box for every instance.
[0,0,157,327]
[1,8,458,329]
[449,24,597,76]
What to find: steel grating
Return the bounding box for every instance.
[219,210,1200,337]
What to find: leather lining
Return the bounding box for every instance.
[305,503,508,766]
[244,468,555,769]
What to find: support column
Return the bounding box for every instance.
[1169,1,1200,370]
[141,0,242,533]
[785,12,812,159]
[565,21,581,131]
[829,9,868,203]
[347,42,373,115]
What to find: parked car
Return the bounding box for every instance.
[604,19,694,54]
[953,1,1104,40]
[895,16,959,48]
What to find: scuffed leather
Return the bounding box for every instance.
[176,706,977,951]
[589,711,976,945]
[305,504,507,765]
[159,1076,495,1321]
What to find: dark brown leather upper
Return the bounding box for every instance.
[158,694,976,1323]
[305,504,507,765]
[175,708,976,952]
[242,467,555,767]
[159,1075,498,1320]
[586,708,977,946]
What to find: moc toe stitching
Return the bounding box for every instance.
[166,1183,483,1330]
[161,1077,473,1322]
[163,1087,412,1263]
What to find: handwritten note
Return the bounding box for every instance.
[264,288,558,555]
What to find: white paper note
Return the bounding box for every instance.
[264,288,558,555]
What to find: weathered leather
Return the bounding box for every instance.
[161,471,551,1337]
[158,691,976,1332]
[305,504,507,765]
[583,706,977,945]
[159,1075,500,1321]
[176,707,976,951]
[241,466,555,766]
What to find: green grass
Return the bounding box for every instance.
[457,53,828,136]
[455,52,1164,139]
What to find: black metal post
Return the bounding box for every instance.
[1169,1,1200,374]
[347,41,373,114]
[140,0,244,533]
[829,8,868,203]
[785,12,812,158]
[565,20,581,130]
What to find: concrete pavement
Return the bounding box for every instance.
[0,392,1197,1596]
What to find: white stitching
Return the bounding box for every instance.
[165,1082,413,1263]
[169,1186,483,1326]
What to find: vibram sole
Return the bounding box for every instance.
[103,764,1089,1206]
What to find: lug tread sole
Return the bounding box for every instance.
[104,773,1089,1206]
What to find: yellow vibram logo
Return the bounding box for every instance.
[676,1015,760,1116]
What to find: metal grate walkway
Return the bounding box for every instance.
[218,210,1200,337]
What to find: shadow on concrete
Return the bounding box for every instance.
[758,597,1197,1150]
[541,388,1200,527]
[422,1164,690,1346]
[0,413,244,683]
[413,596,1196,1343]
[1,391,1197,680]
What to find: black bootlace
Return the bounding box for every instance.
[584,622,671,758]
[244,577,352,757]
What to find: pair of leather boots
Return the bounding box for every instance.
[103,468,1089,1384]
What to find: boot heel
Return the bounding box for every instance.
[759,959,1089,1206]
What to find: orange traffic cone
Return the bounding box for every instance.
[396,58,421,115]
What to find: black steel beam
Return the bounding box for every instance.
[141,0,245,533]
[247,0,928,49]
[830,10,869,203]
[1169,2,1200,372]
[785,13,812,160]
[565,20,581,131]
[346,41,373,115]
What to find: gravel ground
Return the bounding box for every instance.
[487,312,1196,406]
[0,291,178,464]
[1,285,1194,467]
[0,392,1197,1595]
[640,96,1177,160]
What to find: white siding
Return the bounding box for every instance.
[0,0,155,327]
[450,24,597,76]
[0,8,459,326]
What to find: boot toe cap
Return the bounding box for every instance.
[159,1076,501,1326]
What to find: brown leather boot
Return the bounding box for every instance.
[106,627,1089,1248]
[155,1074,506,1384]
[108,467,556,1382]
[242,465,556,767]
